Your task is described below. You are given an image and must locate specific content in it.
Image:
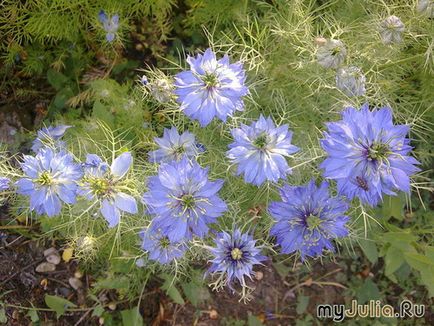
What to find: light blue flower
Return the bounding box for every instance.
[269,180,350,259]
[336,66,366,97]
[148,127,203,163]
[0,177,10,191]
[317,39,346,69]
[227,115,299,186]
[142,158,227,242]
[139,225,187,264]
[16,148,83,217]
[31,125,71,152]
[98,10,119,42]
[79,152,137,227]
[320,104,420,206]
[174,48,248,127]
[207,229,266,291]
[380,16,405,44]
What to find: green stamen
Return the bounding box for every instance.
[368,143,390,160]
[306,214,323,231]
[253,134,268,149]
[89,178,110,197]
[231,247,243,260]
[202,73,218,89]
[159,237,170,249]
[37,171,52,186]
[181,194,195,210]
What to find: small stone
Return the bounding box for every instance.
[108,302,117,311]
[35,262,56,273]
[43,247,58,257]
[68,277,83,290]
[74,270,83,279]
[255,271,264,281]
[209,309,218,320]
[46,254,61,265]
[98,317,104,325]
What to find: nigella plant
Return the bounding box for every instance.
[142,158,227,241]
[148,127,203,163]
[16,148,83,217]
[320,104,420,206]
[379,16,405,44]
[139,226,187,264]
[207,229,266,300]
[269,180,350,259]
[316,39,347,69]
[336,66,366,97]
[31,125,71,152]
[98,10,119,42]
[226,115,299,186]
[0,177,10,191]
[174,48,248,127]
[79,152,138,227]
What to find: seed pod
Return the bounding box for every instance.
[336,66,366,97]
[316,39,347,69]
[379,15,405,44]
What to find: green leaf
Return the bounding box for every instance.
[93,101,115,126]
[121,307,143,326]
[94,276,130,290]
[356,279,381,304]
[382,195,403,221]
[182,279,210,307]
[92,305,104,317]
[296,295,310,315]
[272,260,292,279]
[27,309,39,322]
[53,87,74,109]
[44,294,77,319]
[384,246,404,276]
[161,274,185,305]
[359,238,378,264]
[420,270,434,298]
[47,69,69,90]
[403,252,434,272]
[0,308,7,324]
[247,313,264,326]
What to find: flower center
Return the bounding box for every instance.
[306,214,323,231]
[202,73,219,89]
[253,134,268,149]
[159,237,170,249]
[37,171,52,186]
[231,247,243,260]
[89,177,111,197]
[331,47,341,56]
[173,145,185,156]
[181,194,195,210]
[367,143,390,161]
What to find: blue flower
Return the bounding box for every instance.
[31,125,71,152]
[336,66,366,97]
[142,158,227,242]
[139,226,187,264]
[207,229,266,291]
[226,115,299,186]
[269,180,350,259]
[79,152,137,227]
[16,148,83,217]
[148,127,203,163]
[0,177,10,191]
[320,104,420,206]
[379,15,405,44]
[98,10,119,42]
[174,48,248,127]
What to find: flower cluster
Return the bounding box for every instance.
[320,104,420,206]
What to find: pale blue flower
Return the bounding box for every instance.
[98,10,119,42]
[32,125,71,152]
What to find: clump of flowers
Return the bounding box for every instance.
[320,104,420,206]
[79,152,137,227]
[269,180,350,259]
[174,48,248,127]
[31,125,71,152]
[336,66,366,97]
[142,158,227,241]
[16,148,83,217]
[226,115,299,186]
[139,226,187,264]
[207,228,265,300]
[379,15,405,44]
[316,39,347,69]
[148,127,203,163]
[98,10,119,42]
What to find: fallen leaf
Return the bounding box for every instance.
[62,248,74,262]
